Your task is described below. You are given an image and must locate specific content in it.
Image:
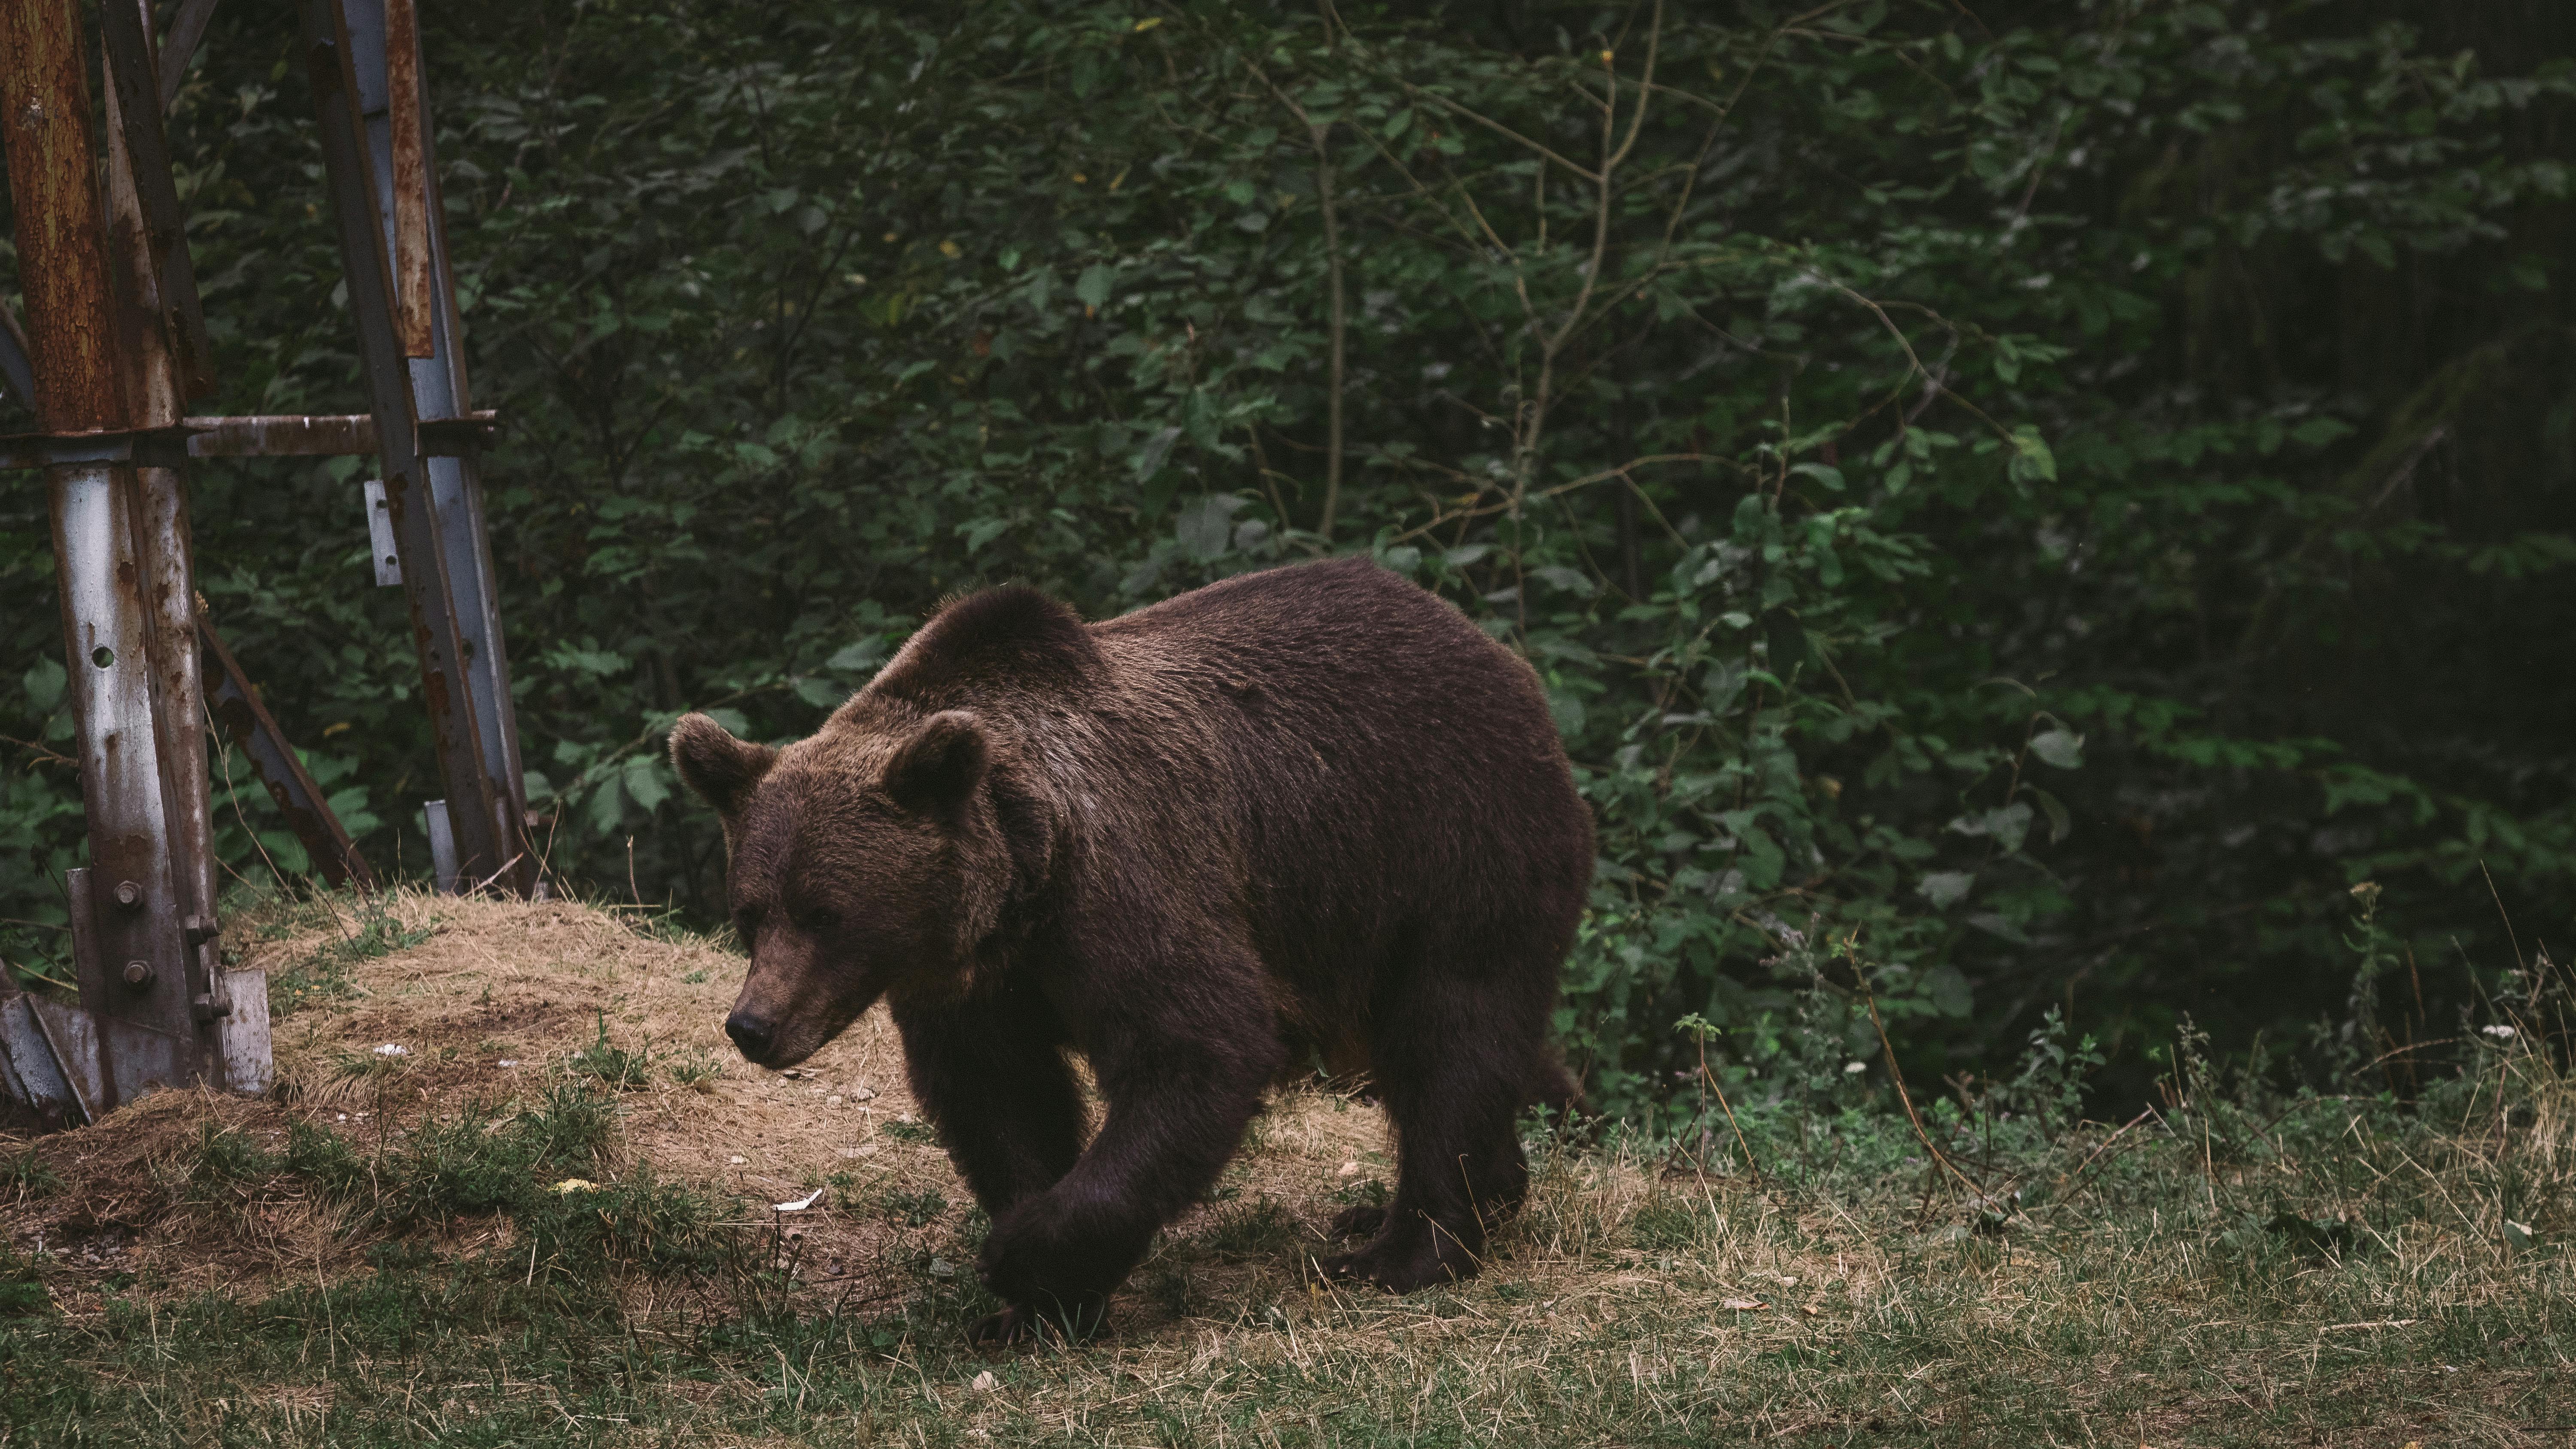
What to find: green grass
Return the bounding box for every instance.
[0,1151,58,1203]
[6,920,2572,1447]
[263,889,438,1016]
[155,1079,723,1285]
[569,1011,656,1091]
[1,1048,2566,1446]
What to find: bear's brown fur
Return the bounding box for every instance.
[671,556,1591,1341]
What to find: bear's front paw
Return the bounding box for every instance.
[976,1198,1127,1340]
[966,1297,1109,1346]
[967,1302,1108,1347]
[968,1306,1039,1347]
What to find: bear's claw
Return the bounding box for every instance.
[1313,1235,1471,1295]
[1327,1205,1387,1240]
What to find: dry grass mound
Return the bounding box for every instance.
[0,887,1411,1321]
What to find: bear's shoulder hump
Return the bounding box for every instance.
[874,585,1103,701]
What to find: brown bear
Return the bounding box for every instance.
[670,555,1591,1342]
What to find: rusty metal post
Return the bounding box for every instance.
[101,0,267,1093]
[1,0,210,1105]
[301,0,526,894]
[348,0,536,895]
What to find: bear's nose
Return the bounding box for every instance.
[725,1011,775,1063]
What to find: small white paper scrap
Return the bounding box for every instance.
[775,1189,825,1212]
[373,1043,407,1057]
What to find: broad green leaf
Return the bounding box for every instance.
[2030,729,2084,770]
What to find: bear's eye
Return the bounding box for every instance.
[787,904,832,935]
[731,905,762,941]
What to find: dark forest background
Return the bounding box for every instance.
[4,0,2572,1116]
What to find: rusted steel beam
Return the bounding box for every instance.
[1,0,129,432]
[187,413,374,457]
[345,0,537,896]
[96,0,216,399]
[183,409,495,457]
[160,0,223,114]
[3,0,211,1108]
[303,0,514,894]
[384,0,432,357]
[200,619,377,891]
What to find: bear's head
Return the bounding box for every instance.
[669,707,1032,1068]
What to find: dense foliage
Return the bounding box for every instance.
[4,0,2572,1112]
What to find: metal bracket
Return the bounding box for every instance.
[0,987,90,1129]
[0,410,498,472]
[364,478,402,585]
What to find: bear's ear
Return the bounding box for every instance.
[884,710,988,819]
[669,713,778,818]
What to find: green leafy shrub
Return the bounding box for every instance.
[2,1,2569,1116]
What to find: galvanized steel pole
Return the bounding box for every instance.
[301,0,522,894]
[350,0,535,896]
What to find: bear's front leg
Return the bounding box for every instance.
[894,984,1088,1219]
[973,983,1283,1341]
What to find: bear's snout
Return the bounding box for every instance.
[725,1010,778,1063]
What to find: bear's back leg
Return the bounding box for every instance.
[1320,940,1559,1292]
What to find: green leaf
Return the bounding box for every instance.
[1967,913,2032,945]
[2028,787,2072,844]
[1176,494,1248,562]
[1917,872,1975,908]
[2008,425,2057,484]
[2029,729,2084,769]
[255,831,311,878]
[622,754,671,813]
[586,775,626,838]
[1949,804,2033,854]
[826,639,887,674]
[1133,425,1182,482]
[21,656,64,714]
[1763,611,1810,674]
[1075,263,1115,310]
[1549,689,1586,736]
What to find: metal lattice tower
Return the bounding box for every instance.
[0,0,534,1124]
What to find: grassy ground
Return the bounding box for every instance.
[0,892,2567,1446]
